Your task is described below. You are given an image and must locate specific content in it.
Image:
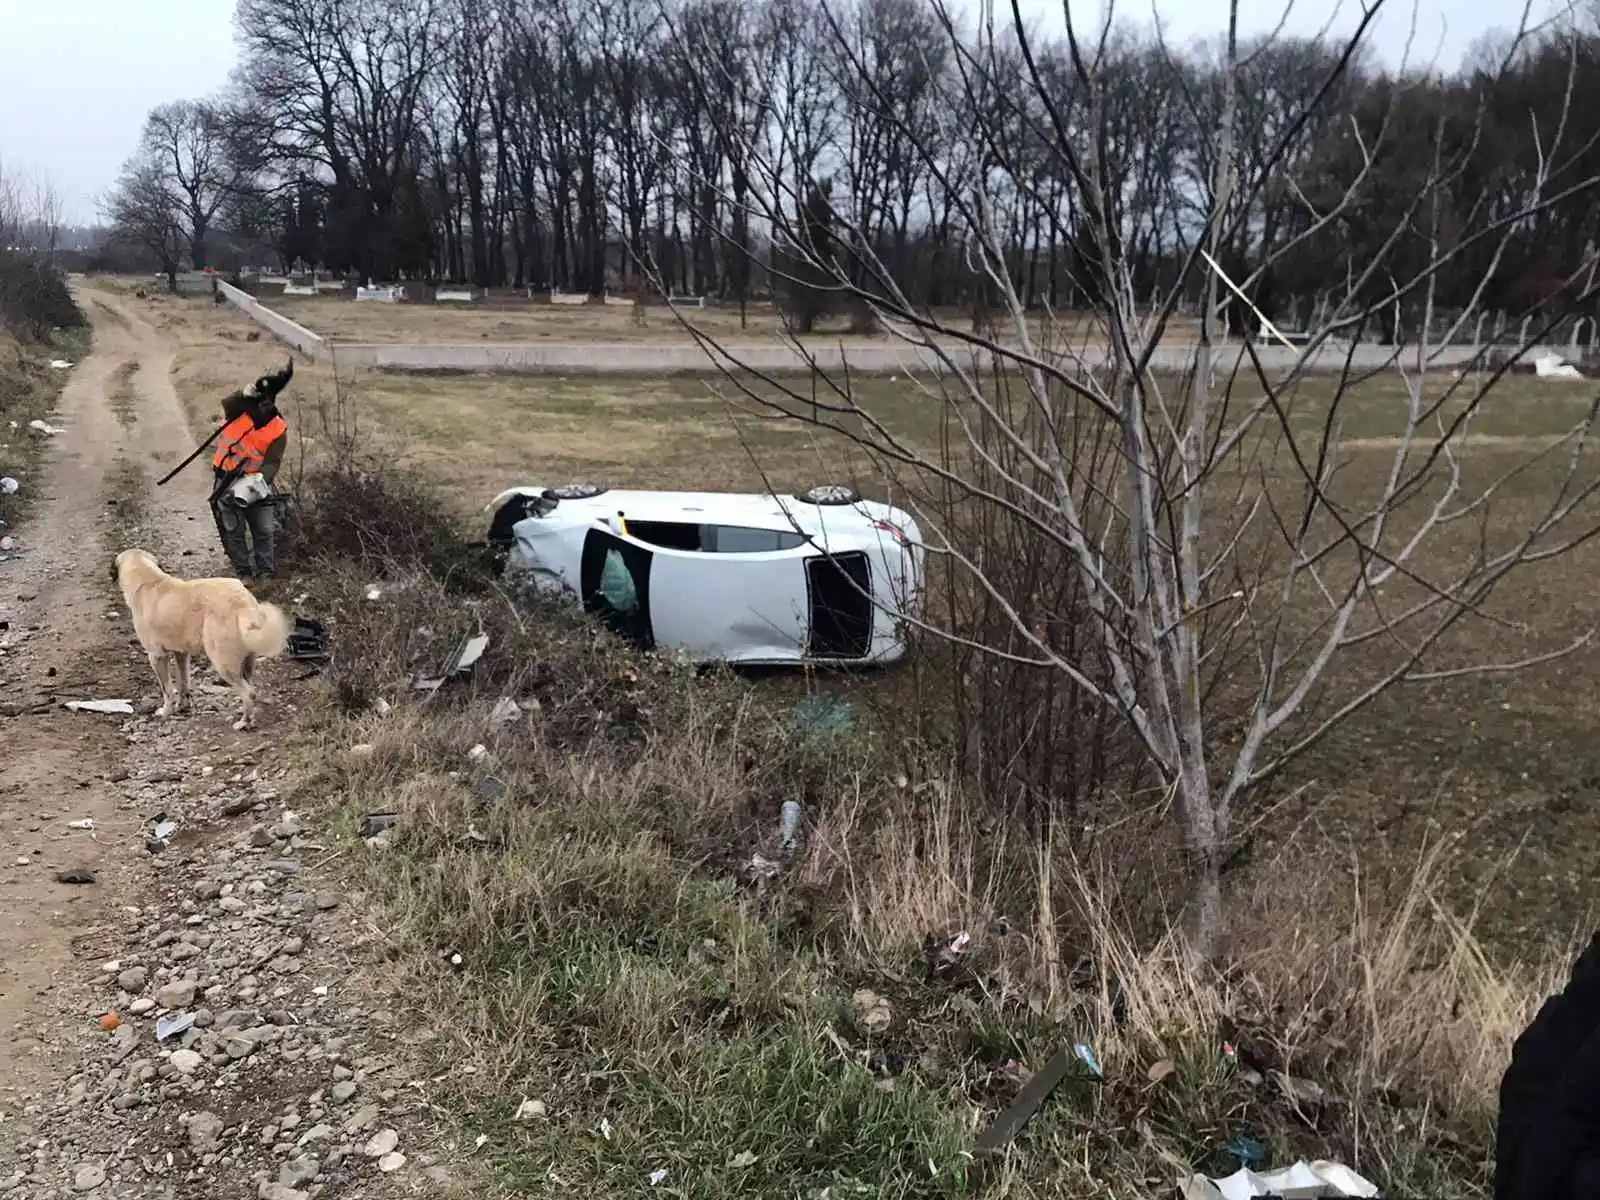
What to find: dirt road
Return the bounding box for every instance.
[0,283,473,1197]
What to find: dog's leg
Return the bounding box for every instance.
[174,652,192,713]
[217,653,257,733]
[149,650,175,717]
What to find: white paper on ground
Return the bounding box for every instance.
[1177,1159,1379,1200]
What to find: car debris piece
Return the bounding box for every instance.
[64,699,135,715]
[1176,1159,1377,1200]
[411,631,489,694]
[286,616,329,664]
[361,812,401,837]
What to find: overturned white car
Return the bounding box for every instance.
[483,483,924,665]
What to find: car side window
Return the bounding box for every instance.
[706,525,808,553]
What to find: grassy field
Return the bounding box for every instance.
[146,270,1600,949]
[119,279,1600,1192]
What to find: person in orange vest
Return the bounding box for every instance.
[212,362,291,579]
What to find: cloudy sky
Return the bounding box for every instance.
[0,0,1533,226]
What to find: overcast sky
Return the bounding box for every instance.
[0,0,1532,226]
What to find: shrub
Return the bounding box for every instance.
[0,251,85,341]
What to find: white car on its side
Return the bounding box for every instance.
[482,483,924,666]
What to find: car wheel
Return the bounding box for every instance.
[551,483,607,500]
[797,484,861,506]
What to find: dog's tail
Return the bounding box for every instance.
[239,601,292,660]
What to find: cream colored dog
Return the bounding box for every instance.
[113,548,291,731]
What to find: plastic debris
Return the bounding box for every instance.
[0,476,18,494]
[1177,1160,1378,1200]
[778,799,803,851]
[514,1098,547,1121]
[146,814,178,853]
[1073,1043,1103,1079]
[28,419,65,435]
[1223,1135,1268,1169]
[66,818,96,831]
[48,359,73,370]
[64,699,134,715]
[648,1169,667,1186]
[490,697,522,725]
[364,584,383,601]
[156,1011,196,1041]
[99,1012,120,1031]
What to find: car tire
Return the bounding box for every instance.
[796,484,861,506]
[551,483,608,500]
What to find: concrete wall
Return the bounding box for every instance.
[217,281,1491,376]
[216,281,328,360]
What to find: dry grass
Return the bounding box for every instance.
[127,274,1600,955]
[275,544,1564,1198]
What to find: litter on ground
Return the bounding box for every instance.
[48,359,73,370]
[1177,1159,1378,1200]
[63,699,134,715]
[28,419,65,436]
[155,1011,196,1041]
[412,631,489,693]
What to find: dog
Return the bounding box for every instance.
[113,548,291,731]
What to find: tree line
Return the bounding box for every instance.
[102,0,1600,328]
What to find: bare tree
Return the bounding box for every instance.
[103,151,187,289]
[664,1,1600,956]
[139,100,245,270]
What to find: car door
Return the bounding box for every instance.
[578,527,655,650]
[646,541,811,663]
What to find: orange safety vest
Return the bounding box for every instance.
[212,412,287,474]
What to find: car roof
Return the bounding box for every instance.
[490,486,913,537]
